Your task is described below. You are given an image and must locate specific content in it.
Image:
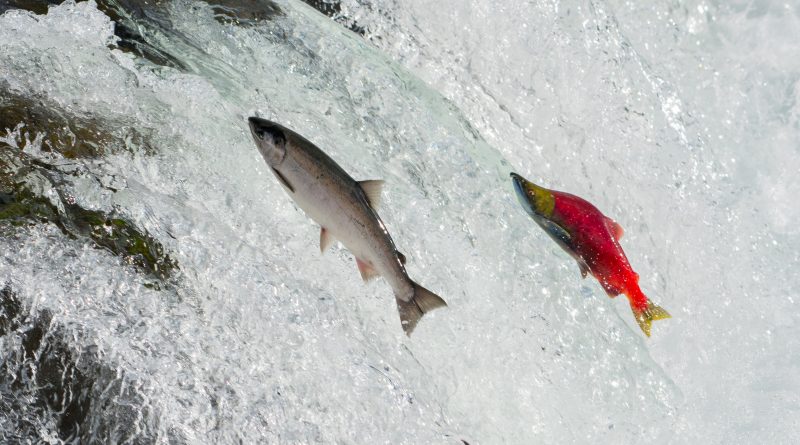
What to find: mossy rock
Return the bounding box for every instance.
[1,141,176,280]
[0,93,108,158]
[65,204,179,280]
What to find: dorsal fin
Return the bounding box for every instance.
[397,252,406,265]
[605,216,624,241]
[358,180,384,209]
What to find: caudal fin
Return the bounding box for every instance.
[396,283,447,336]
[632,300,671,337]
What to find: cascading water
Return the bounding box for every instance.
[0,0,797,443]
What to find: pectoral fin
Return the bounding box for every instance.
[272,168,294,192]
[540,219,572,245]
[577,258,590,278]
[355,257,380,282]
[358,180,384,209]
[320,228,335,253]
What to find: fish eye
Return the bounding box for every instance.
[257,127,286,145]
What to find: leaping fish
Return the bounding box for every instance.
[510,172,670,337]
[248,117,446,335]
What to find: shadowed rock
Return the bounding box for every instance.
[0,0,60,15]
[207,0,283,26]
[300,0,367,35]
[0,285,153,443]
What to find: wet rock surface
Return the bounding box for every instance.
[1,89,177,281]
[0,286,150,443]
[301,0,367,35]
[207,0,283,26]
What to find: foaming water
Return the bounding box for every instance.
[337,0,800,442]
[0,0,797,443]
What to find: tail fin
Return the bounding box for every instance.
[632,300,671,337]
[396,283,447,336]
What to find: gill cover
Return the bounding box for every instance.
[248,116,287,166]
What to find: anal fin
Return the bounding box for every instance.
[601,280,623,298]
[355,257,380,282]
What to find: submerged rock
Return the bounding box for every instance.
[300,0,367,36]
[0,285,152,443]
[0,89,153,158]
[206,0,283,26]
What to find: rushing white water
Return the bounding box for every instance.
[1,0,798,443]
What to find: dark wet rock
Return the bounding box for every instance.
[0,285,152,443]
[206,0,283,26]
[0,0,61,15]
[2,92,111,159]
[301,0,339,17]
[1,89,153,158]
[97,0,193,71]
[300,0,367,36]
[64,204,179,281]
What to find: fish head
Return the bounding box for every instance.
[510,172,556,219]
[248,116,288,166]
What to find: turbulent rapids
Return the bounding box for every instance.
[1,0,799,444]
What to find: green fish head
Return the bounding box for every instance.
[510,172,555,219]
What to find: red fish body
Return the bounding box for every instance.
[511,173,670,336]
[552,191,647,310]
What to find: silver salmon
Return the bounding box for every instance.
[248,117,446,335]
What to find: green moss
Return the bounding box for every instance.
[65,205,178,279]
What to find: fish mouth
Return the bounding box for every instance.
[510,172,527,200]
[509,171,552,218]
[510,172,533,216]
[248,116,274,136]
